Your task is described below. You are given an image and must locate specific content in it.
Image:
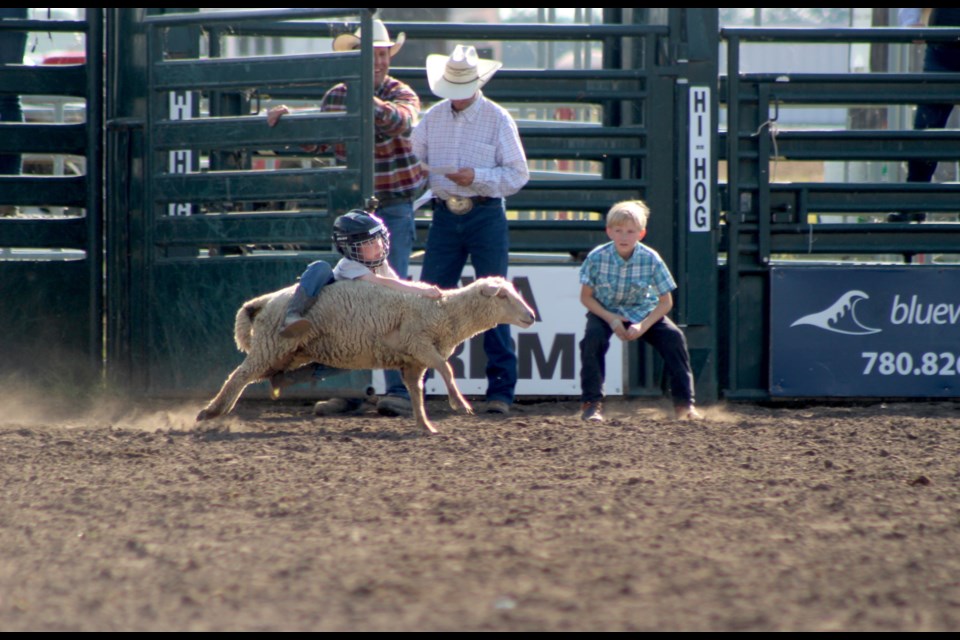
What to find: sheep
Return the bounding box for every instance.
[197,276,537,434]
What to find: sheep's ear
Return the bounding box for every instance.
[480,282,498,297]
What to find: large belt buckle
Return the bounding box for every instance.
[445,196,473,215]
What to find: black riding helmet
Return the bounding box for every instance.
[332,210,391,268]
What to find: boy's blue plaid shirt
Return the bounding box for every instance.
[579,241,677,323]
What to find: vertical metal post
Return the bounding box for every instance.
[725,33,741,396]
[601,8,622,181]
[86,8,105,378]
[673,8,719,405]
[757,84,772,265]
[105,7,149,390]
[359,10,375,200]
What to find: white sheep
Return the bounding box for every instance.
[197,276,536,434]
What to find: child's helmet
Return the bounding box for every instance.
[332,210,391,268]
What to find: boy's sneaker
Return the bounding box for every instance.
[377,395,413,418]
[675,405,704,421]
[580,401,604,422]
[313,397,363,416]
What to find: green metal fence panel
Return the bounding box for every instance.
[106,8,378,397]
[720,26,960,401]
[0,9,103,390]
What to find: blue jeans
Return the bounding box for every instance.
[907,46,960,183]
[299,260,333,296]
[420,198,517,404]
[377,200,416,398]
[580,312,695,407]
[0,14,27,176]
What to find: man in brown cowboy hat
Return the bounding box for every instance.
[412,44,530,415]
[267,18,425,418]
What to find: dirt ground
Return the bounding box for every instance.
[1,390,958,631]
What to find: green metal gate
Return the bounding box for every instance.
[720,26,960,400]
[95,8,723,402]
[0,9,103,389]
[106,8,377,396]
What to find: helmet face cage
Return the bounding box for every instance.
[333,211,391,269]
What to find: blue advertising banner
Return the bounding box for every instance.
[770,266,960,398]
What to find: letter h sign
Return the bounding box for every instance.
[168,91,196,216]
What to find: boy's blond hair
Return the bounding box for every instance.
[606,200,649,230]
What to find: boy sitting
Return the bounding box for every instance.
[578,200,703,423]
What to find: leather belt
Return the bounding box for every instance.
[374,192,414,208]
[438,195,491,215]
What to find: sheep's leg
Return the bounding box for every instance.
[435,360,473,415]
[410,347,473,415]
[400,365,438,435]
[197,359,261,421]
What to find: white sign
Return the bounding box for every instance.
[688,86,711,233]
[374,265,624,396]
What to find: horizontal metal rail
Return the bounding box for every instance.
[0,217,87,249]
[720,129,960,160]
[205,20,668,40]
[152,169,360,204]
[0,19,89,33]
[0,175,87,207]
[151,53,362,92]
[0,123,87,155]
[722,26,960,43]
[151,113,358,151]
[142,8,366,27]
[0,66,87,96]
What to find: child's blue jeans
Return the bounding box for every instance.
[579,312,695,406]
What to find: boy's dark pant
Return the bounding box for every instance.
[580,312,695,406]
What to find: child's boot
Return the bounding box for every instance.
[279,285,317,338]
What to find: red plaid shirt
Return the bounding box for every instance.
[320,76,424,197]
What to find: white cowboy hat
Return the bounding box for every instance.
[426,44,502,100]
[332,18,405,57]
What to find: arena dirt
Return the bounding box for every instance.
[1,391,958,631]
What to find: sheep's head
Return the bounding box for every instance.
[479,277,536,329]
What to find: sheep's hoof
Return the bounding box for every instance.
[420,421,440,436]
[196,408,219,422]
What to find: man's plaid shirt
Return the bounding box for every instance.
[579,241,677,323]
[320,76,424,197]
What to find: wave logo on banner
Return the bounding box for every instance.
[790,290,882,336]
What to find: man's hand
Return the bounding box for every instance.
[267,105,290,127]
[445,167,475,187]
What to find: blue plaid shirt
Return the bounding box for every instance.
[579,241,677,323]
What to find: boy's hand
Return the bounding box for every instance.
[608,316,629,340]
[419,284,443,299]
[624,321,645,341]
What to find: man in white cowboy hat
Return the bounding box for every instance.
[267,18,425,419]
[412,44,530,415]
